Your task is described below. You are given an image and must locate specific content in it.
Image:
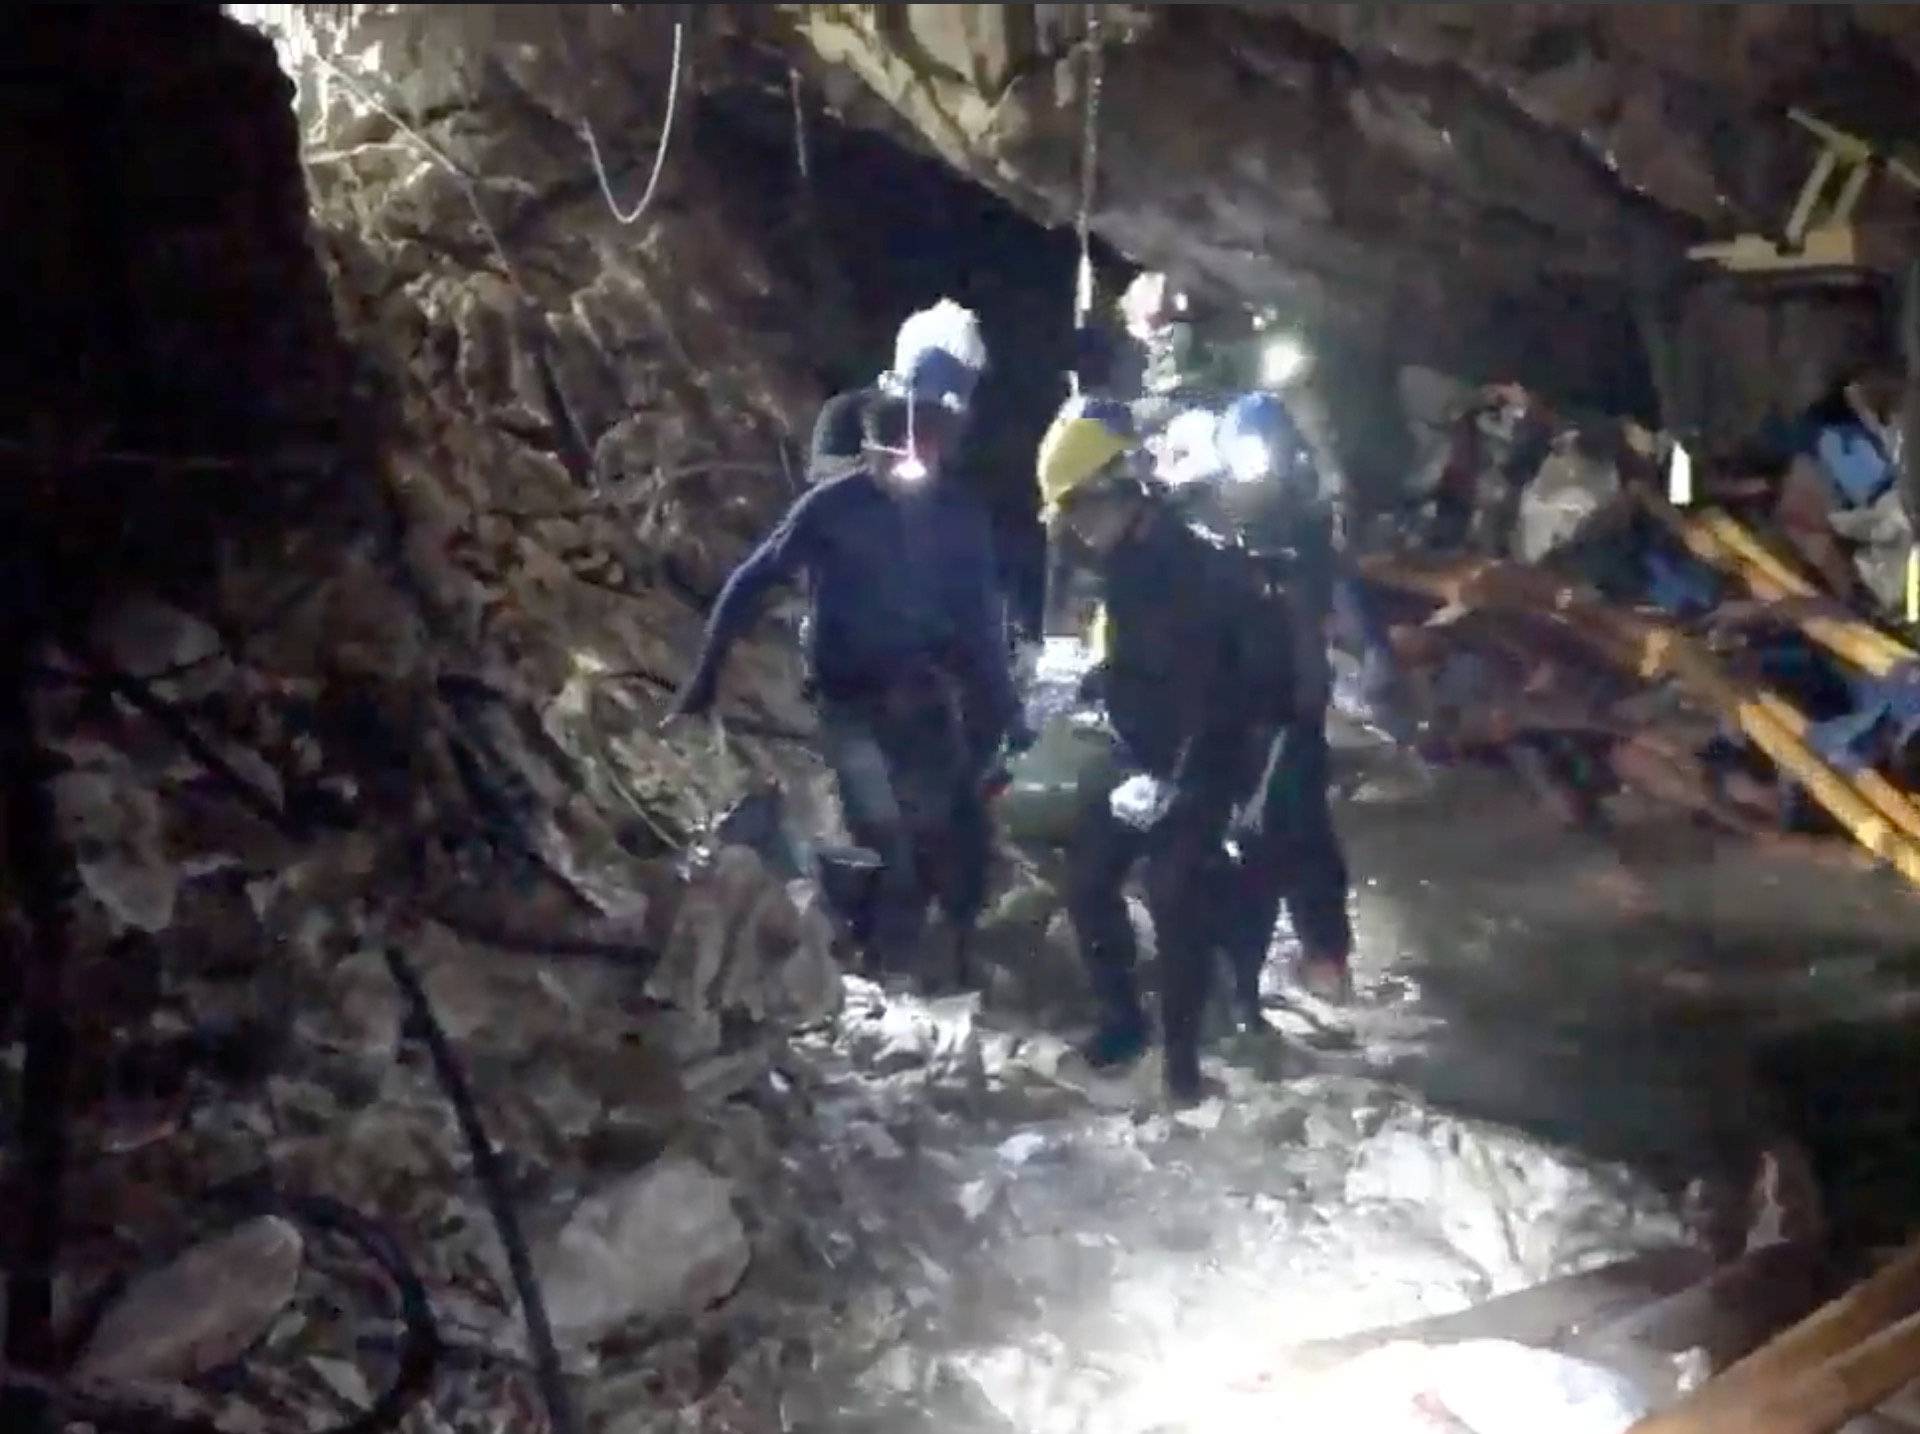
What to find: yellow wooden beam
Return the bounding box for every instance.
[1688,225,1861,274]
[1360,554,1920,891]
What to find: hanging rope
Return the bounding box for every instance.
[581,14,684,227]
[790,66,811,184]
[1073,2,1106,329]
[1068,3,1107,399]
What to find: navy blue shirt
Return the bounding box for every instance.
[684,467,1018,741]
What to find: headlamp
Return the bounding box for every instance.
[1224,433,1276,485]
[872,391,932,482]
[1261,335,1309,388]
[1153,407,1225,488]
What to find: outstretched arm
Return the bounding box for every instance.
[673,488,822,716]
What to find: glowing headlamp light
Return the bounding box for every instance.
[1261,335,1308,388]
[1224,433,1276,485]
[872,390,931,482]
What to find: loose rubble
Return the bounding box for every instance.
[758,976,1701,1434]
[535,1159,750,1349]
[75,1217,305,1386]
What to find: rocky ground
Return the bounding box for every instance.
[73,717,1907,1434]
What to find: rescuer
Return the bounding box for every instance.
[1209,391,1365,1013]
[808,298,989,480]
[671,316,1018,989]
[1037,397,1290,1103]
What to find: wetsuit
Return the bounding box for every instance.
[1066,500,1288,1094]
[1219,497,1361,1013]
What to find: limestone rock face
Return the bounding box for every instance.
[13,10,850,1429]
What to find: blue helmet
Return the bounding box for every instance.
[1215,392,1315,497]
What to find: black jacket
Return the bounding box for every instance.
[1096,504,1296,798]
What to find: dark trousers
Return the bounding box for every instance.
[1223,714,1352,1003]
[1065,750,1239,1071]
[818,677,987,971]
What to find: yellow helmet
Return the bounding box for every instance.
[1036,398,1135,521]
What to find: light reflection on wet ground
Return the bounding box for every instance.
[1331,732,1920,1247]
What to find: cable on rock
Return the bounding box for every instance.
[383,945,581,1434]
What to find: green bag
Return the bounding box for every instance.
[994,714,1117,847]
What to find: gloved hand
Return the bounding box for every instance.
[1110,772,1174,832]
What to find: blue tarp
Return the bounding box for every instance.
[1805,662,1920,772]
[1642,545,1721,616]
[1815,423,1896,508]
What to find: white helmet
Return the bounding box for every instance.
[880,299,988,412]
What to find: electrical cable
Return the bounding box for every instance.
[582,15,684,228]
[383,944,580,1434]
[51,645,587,1433]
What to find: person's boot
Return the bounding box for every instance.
[1080,963,1148,1070]
[1161,967,1210,1105]
[1083,1017,1149,1070]
[1164,1035,1205,1107]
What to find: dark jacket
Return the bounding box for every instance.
[809,388,871,479]
[1096,503,1294,796]
[1246,497,1339,720]
[682,467,1018,752]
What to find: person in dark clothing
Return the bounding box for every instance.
[673,383,1018,985]
[1207,392,1368,1014]
[1037,400,1290,1103]
[1222,708,1353,1019]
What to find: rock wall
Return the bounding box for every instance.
[6,6,860,1426]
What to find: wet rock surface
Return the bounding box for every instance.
[744,971,1697,1434]
[536,1158,751,1349]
